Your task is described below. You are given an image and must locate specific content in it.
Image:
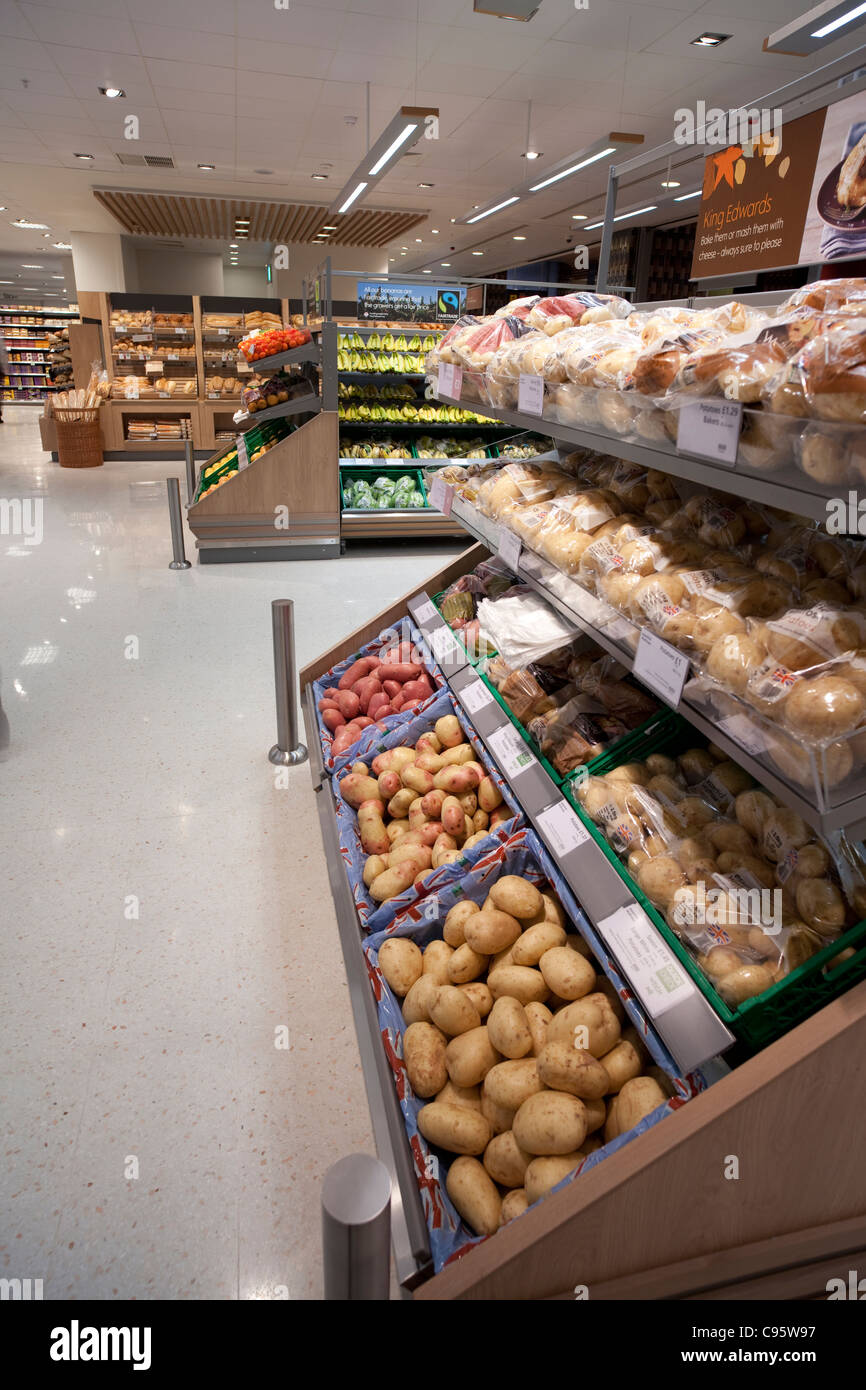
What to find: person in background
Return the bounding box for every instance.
[0,335,8,420]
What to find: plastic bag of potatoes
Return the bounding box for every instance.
[573,739,865,1009]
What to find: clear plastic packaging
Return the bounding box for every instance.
[527,291,631,335]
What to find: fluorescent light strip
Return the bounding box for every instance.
[674,189,701,201]
[529,147,616,192]
[583,204,657,230]
[813,2,866,37]
[467,196,520,224]
[368,123,418,176]
[338,181,368,214]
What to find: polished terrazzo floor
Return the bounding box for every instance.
[0,406,463,1298]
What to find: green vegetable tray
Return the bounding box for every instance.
[340,465,429,512]
[561,713,866,1053]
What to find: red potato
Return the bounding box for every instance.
[400,680,434,704]
[420,820,444,847]
[420,788,447,819]
[367,693,391,720]
[372,747,417,776]
[462,762,486,788]
[317,696,340,712]
[322,709,346,732]
[382,679,402,700]
[390,695,405,712]
[338,657,377,690]
[381,642,416,665]
[339,772,381,808]
[331,728,361,756]
[335,690,361,720]
[375,663,423,684]
[354,677,384,713]
[377,770,401,800]
[354,716,374,729]
[441,795,466,838]
[323,687,342,699]
[358,801,390,856]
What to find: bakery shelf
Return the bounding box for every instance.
[449,493,866,839]
[436,392,847,528]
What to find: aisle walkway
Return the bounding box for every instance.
[0,407,462,1299]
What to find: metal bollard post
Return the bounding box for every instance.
[268,598,308,766]
[166,477,191,570]
[184,440,196,506]
[322,1155,392,1300]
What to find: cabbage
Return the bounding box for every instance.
[395,474,415,490]
[373,475,395,493]
[409,490,426,509]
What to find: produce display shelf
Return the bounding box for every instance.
[436,393,840,527]
[449,494,866,839]
[302,681,434,1290]
[239,341,320,373]
[340,371,426,383]
[341,509,464,538]
[339,420,511,432]
[404,591,734,1075]
[235,394,321,428]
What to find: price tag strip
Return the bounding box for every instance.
[597,903,695,1019]
[633,630,690,708]
[498,526,522,574]
[437,363,463,400]
[518,373,545,417]
[458,678,495,715]
[487,722,537,781]
[676,400,742,466]
[428,476,455,516]
[407,593,470,679]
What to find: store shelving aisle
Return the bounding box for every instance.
[0,406,464,1299]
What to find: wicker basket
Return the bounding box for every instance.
[54,406,103,468]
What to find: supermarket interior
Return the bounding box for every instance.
[6,0,866,1321]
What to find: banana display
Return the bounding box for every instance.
[338,331,439,352]
[337,349,427,373]
[414,435,491,458]
[338,382,416,401]
[339,401,488,424]
[340,437,413,459]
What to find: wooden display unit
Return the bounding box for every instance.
[300,543,866,1301]
[186,410,340,562]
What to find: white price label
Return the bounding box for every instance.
[598,902,694,1019]
[208,392,220,398]
[218,328,229,336]
[498,526,522,573]
[488,723,537,780]
[166,353,179,361]
[429,476,454,515]
[127,384,139,399]
[633,629,689,707]
[719,714,768,757]
[145,361,163,373]
[413,598,436,624]
[438,363,463,399]
[676,400,742,465]
[518,373,544,416]
[176,327,186,335]
[236,433,250,470]
[430,625,460,664]
[460,679,494,714]
[131,334,150,342]
[536,800,590,857]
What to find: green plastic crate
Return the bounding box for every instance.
[561,713,866,1053]
[340,465,428,512]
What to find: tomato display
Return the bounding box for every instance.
[239,326,312,362]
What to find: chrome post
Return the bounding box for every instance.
[321,1155,392,1300]
[268,598,308,766]
[184,440,196,506]
[166,477,191,570]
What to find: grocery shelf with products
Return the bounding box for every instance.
[2,303,79,402]
[299,537,866,1298]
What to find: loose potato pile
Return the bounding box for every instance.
[378,872,672,1236]
[341,714,511,903]
[318,639,437,761]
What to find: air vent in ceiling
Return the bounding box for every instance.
[114,152,175,168]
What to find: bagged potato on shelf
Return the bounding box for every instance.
[527,291,632,335]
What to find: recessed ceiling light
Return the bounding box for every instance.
[230,242,238,248]
[415,237,422,242]
[74,152,94,160]
[22,264,43,269]
[312,173,328,180]
[0,280,13,284]
[471,250,483,255]
[322,225,337,231]
[660,179,681,188]
[51,275,64,280]
[235,218,250,224]
[571,214,588,220]
[0,206,5,211]
[418,181,434,188]
[422,268,431,273]
[431,228,439,233]
[441,261,451,266]
[53,241,71,249]
[12,219,49,229]
[400,251,407,255]
[522,150,542,160]
[674,190,701,201]
[198,163,215,171]
[467,195,520,223]
[450,217,456,223]
[99,86,125,98]
[691,32,730,46]
[512,235,526,240]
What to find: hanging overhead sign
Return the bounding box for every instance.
[357,281,466,322]
[691,92,866,279]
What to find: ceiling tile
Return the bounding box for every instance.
[413,59,508,99]
[132,23,237,67]
[143,57,239,93]
[152,87,228,117]
[235,70,322,105]
[0,33,57,70]
[117,0,237,36]
[233,2,345,47]
[42,46,151,84]
[20,4,139,52]
[235,38,333,81]
[0,65,69,95]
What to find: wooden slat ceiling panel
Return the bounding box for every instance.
[93,190,426,247]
